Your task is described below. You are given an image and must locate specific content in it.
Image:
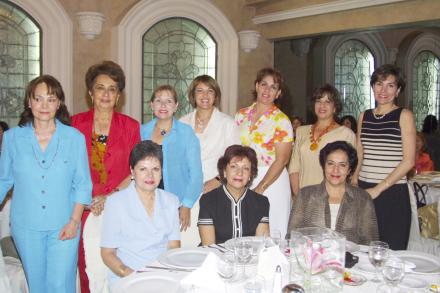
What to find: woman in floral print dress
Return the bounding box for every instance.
[235,67,293,237]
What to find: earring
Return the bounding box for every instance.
[130,175,134,180]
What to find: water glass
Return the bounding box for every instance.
[216,251,236,281]
[243,275,266,293]
[271,229,282,246]
[368,241,390,283]
[234,238,253,279]
[376,257,405,293]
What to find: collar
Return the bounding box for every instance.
[318,180,355,202]
[222,185,248,204]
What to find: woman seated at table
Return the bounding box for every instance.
[100,141,180,285]
[287,141,379,245]
[198,145,270,246]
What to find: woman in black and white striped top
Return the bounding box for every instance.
[352,64,416,250]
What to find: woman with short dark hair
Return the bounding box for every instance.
[101,140,180,286]
[352,64,416,250]
[198,145,269,245]
[287,141,378,245]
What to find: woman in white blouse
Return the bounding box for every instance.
[180,75,240,245]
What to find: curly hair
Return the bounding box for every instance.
[217,145,258,187]
[311,84,343,118]
[18,75,71,127]
[370,64,406,92]
[319,141,358,178]
[187,75,221,108]
[85,60,126,92]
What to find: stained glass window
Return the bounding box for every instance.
[142,17,217,122]
[412,50,440,130]
[0,0,41,126]
[334,39,375,120]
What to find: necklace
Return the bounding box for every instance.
[156,123,171,136]
[32,138,60,170]
[309,121,335,151]
[373,106,396,120]
[195,110,213,131]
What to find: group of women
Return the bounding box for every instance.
[0,61,416,292]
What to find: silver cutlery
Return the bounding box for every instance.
[143,265,194,272]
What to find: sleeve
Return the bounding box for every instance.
[71,134,93,205]
[288,127,304,173]
[101,197,122,248]
[357,191,380,245]
[274,114,293,144]
[128,119,141,153]
[168,196,181,241]
[226,119,241,147]
[180,130,203,208]
[197,194,214,226]
[259,196,270,224]
[346,128,356,148]
[0,131,14,202]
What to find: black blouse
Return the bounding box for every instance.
[198,185,269,244]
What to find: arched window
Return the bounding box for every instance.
[0,0,40,126]
[142,17,216,122]
[334,39,375,119]
[412,50,440,130]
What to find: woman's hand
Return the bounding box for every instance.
[91,195,107,216]
[253,184,266,195]
[203,178,221,194]
[366,187,381,199]
[179,207,191,232]
[58,219,78,240]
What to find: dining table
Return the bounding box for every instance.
[111,243,440,293]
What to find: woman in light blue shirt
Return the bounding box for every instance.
[0,75,92,293]
[140,85,203,233]
[101,140,180,285]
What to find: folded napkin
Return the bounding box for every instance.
[257,246,289,287]
[180,252,224,293]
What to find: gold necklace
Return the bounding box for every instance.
[309,121,335,151]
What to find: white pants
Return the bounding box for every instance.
[251,167,291,238]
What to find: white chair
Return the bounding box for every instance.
[407,183,440,254]
[83,213,109,293]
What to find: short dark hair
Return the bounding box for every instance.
[253,67,284,106]
[150,85,178,104]
[319,141,358,177]
[187,75,221,108]
[0,121,9,132]
[217,145,258,186]
[340,115,357,133]
[85,61,126,92]
[422,114,438,134]
[370,64,406,92]
[18,75,71,127]
[311,83,343,117]
[129,140,163,169]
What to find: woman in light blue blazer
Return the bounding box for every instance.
[140,85,203,234]
[0,75,92,293]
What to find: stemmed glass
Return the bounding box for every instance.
[234,238,253,280]
[216,252,237,292]
[271,229,282,246]
[376,257,405,293]
[368,241,390,283]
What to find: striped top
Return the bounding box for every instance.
[359,107,406,184]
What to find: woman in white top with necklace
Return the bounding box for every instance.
[180,75,240,246]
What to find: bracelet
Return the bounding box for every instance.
[70,217,80,227]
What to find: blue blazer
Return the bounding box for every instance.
[0,121,92,231]
[140,118,203,208]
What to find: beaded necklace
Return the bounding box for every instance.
[309,120,335,151]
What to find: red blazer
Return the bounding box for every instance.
[72,110,140,197]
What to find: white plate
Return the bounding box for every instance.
[393,251,440,274]
[354,261,375,274]
[399,276,428,289]
[158,248,209,269]
[115,272,182,293]
[346,240,360,253]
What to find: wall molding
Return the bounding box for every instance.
[252,0,407,24]
[11,0,73,111]
[112,0,239,120]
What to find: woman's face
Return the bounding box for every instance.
[29,82,60,124]
[292,118,302,131]
[90,74,120,111]
[342,118,352,129]
[255,75,281,106]
[131,156,162,194]
[324,149,350,187]
[224,156,252,192]
[415,135,423,153]
[314,94,335,121]
[151,90,178,120]
[372,74,400,106]
[195,82,216,110]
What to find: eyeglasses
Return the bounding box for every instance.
[32,95,59,104]
[93,85,118,96]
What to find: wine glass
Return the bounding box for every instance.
[271,229,282,246]
[376,257,405,293]
[234,238,253,279]
[368,241,390,282]
[216,252,237,292]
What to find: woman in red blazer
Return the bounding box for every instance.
[72,61,140,293]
